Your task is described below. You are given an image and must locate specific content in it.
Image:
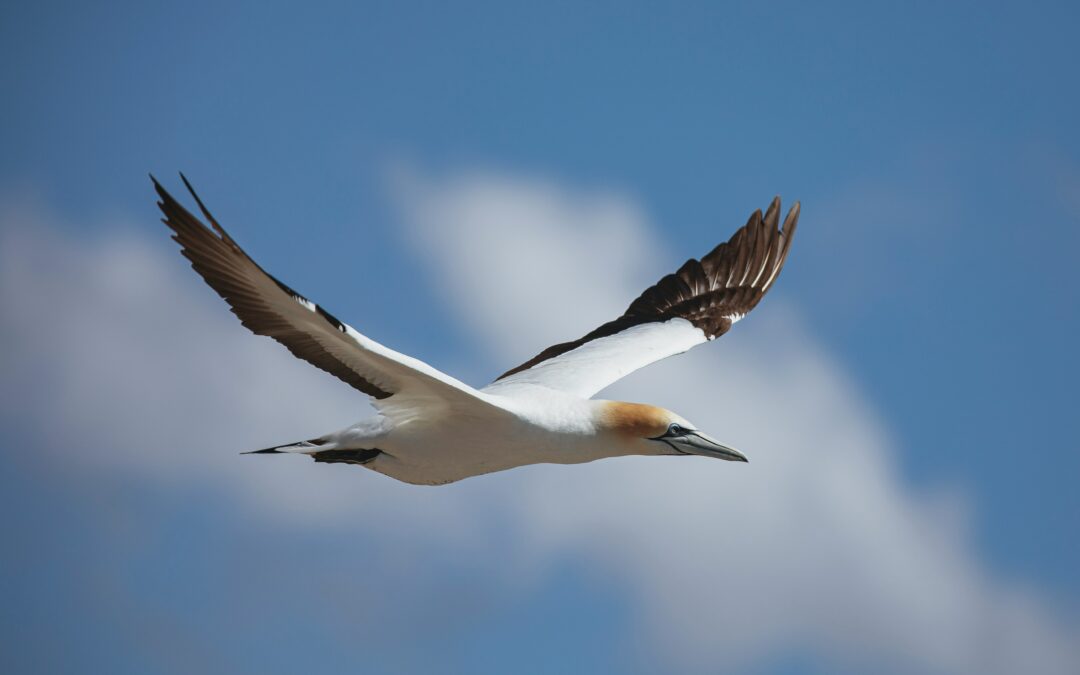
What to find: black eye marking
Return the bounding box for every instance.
[650,423,694,444]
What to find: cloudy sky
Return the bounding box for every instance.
[2,2,1078,673]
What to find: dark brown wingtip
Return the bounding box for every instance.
[178,172,198,203]
[151,176,188,223]
[776,200,801,269]
[748,207,764,226]
[763,196,781,230]
[178,172,228,236]
[729,207,762,285]
[784,200,801,232]
[494,195,803,382]
[150,172,169,202]
[783,200,801,237]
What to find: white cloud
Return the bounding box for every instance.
[0,197,482,537]
[1,175,1077,674]
[389,169,1080,674]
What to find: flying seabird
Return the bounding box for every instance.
[153,175,800,486]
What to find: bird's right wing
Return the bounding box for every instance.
[485,197,800,399]
[154,175,492,415]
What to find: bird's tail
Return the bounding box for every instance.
[243,436,331,455]
[243,437,382,466]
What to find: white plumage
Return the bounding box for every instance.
[153,175,800,485]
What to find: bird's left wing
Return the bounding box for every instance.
[153,175,491,414]
[485,197,800,399]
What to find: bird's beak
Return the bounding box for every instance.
[672,431,749,463]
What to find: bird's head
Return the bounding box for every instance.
[594,401,748,462]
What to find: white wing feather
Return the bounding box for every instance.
[484,318,707,399]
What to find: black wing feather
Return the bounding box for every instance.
[153,175,393,399]
[497,197,800,380]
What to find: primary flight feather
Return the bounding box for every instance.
[153,175,799,485]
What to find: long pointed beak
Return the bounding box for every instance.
[675,431,749,463]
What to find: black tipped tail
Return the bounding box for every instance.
[242,437,329,455]
[240,439,381,466]
[312,449,382,466]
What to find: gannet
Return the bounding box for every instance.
[153,175,800,485]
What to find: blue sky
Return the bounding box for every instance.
[2,2,1078,673]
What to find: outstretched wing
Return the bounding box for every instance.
[154,174,489,413]
[486,197,800,399]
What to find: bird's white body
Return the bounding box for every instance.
[324,386,652,485]
[153,176,799,485]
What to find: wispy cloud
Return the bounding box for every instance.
[390,168,1080,673]
[1,173,1077,674]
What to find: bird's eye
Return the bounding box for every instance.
[668,423,685,436]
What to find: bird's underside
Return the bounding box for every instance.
[153,175,799,485]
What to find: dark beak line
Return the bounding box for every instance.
[651,430,749,463]
[688,431,749,462]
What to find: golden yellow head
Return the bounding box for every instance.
[594,400,748,462]
[597,401,679,439]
